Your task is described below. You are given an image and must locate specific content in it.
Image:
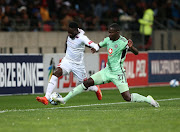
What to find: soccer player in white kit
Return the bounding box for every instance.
[36,21,102,105]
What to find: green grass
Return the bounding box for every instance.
[0,86,180,132]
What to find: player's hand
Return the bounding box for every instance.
[91,48,96,54]
[127,39,133,48]
[128,39,139,55]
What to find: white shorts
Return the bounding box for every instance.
[57,57,87,82]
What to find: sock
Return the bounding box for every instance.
[87,85,98,92]
[63,83,86,102]
[131,93,151,104]
[45,75,58,100]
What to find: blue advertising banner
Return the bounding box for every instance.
[0,55,43,94]
[148,52,180,84]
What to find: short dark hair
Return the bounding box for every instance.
[109,23,120,31]
[69,21,79,29]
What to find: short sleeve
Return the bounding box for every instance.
[120,36,128,50]
[80,35,93,46]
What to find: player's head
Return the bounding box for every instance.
[108,23,120,41]
[68,21,79,38]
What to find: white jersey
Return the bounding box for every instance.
[65,29,97,64]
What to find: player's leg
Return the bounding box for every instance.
[85,69,107,100]
[72,63,102,100]
[57,78,97,103]
[44,67,63,100]
[83,80,102,100]
[53,79,92,104]
[121,90,148,103]
[113,74,160,107]
[36,58,70,105]
[54,69,106,104]
[36,67,63,105]
[117,84,159,107]
[121,91,159,107]
[59,63,89,102]
[77,80,102,100]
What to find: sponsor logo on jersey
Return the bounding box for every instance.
[108,48,113,54]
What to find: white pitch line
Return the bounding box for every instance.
[0,98,180,114]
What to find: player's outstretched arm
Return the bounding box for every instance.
[91,44,101,54]
[127,39,139,55]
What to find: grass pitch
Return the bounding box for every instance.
[0,86,180,132]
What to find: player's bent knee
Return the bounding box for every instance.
[123,96,131,102]
[53,67,62,78]
[83,78,94,88]
[122,94,131,102]
[121,91,131,102]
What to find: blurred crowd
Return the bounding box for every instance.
[0,0,180,31]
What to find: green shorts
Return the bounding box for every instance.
[91,67,129,93]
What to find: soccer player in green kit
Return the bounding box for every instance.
[53,23,160,107]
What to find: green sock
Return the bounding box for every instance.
[63,84,85,102]
[131,93,151,104]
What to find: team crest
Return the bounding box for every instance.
[108,48,113,54]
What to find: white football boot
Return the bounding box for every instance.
[147,95,160,107]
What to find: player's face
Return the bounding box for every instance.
[68,28,78,38]
[108,27,119,41]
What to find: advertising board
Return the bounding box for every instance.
[148,52,180,85]
[0,55,43,94]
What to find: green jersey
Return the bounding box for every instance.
[99,36,129,74]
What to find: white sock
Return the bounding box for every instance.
[131,93,150,103]
[45,75,58,100]
[88,85,98,92]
